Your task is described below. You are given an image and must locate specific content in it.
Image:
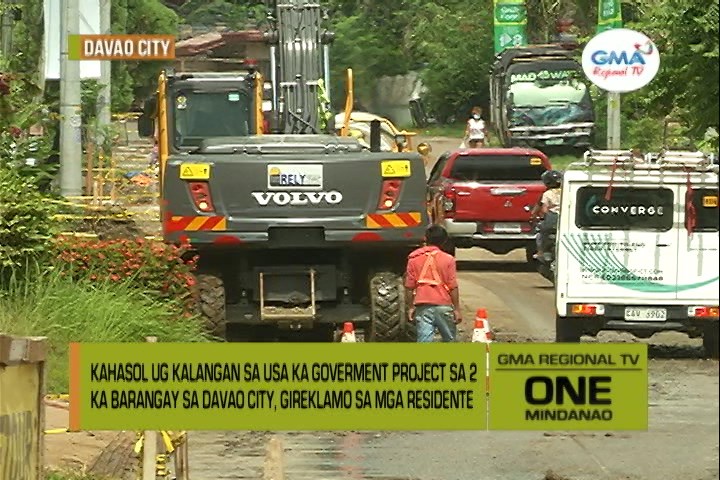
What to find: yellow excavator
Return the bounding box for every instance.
[137,0,433,342]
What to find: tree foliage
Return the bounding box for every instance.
[323,0,719,144]
[175,0,265,29]
[626,0,719,138]
[405,0,495,121]
[2,0,717,146]
[6,0,178,112]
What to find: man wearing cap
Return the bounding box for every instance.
[404,225,462,342]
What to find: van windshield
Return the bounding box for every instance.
[575,187,674,231]
[449,155,547,182]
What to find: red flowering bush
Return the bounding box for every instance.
[51,236,199,315]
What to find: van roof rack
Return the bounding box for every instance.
[580,149,639,167]
[571,149,719,173]
[653,150,714,169]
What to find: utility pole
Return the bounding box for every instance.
[1,1,16,57]
[97,0,111,139]
[607,92,621,149]
[59,0,83,196]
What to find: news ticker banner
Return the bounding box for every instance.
[68,34,176,61]
[493,0,528,54]
[68,343,648,431]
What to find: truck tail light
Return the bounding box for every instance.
[570,303,605,316]
[688,306,719,318]
[188,181,215,213]
[443,187,456,218]
[377,179,402,210]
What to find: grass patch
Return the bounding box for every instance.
[0,267,210,393]
[546,154,582,171]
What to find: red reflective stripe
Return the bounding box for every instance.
[165,216,194,233]
[202,216,223,231]
[370,214,395,228]
[397,212,419,226]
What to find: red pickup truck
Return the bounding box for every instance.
[426,147,552,262]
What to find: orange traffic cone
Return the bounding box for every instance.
[471,308,494,343]
[340,322,357,343]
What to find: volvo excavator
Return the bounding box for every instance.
[137,0,431,341]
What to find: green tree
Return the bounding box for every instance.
[627,0,719,137]
[406,0,495,121]
[177,0,265,29]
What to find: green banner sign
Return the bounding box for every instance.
[494,0,528,53]
[597,0,623,33]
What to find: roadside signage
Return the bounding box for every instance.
[581,28,660,93]
[69,34,176,61]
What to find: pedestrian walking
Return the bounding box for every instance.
[404,225,462,342]
[464,106,487,148]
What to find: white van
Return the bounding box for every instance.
[554,150,719,358]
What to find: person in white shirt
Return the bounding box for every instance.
[531,170,563,259]
[464,106,487,148]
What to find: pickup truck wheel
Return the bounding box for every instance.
[555,315,581,343]
[703,324,719,359]
[368,271,415,342]
[195,273,227,340]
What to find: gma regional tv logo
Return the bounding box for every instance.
[69,34,175,61]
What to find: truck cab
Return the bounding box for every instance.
[489,45,595,150]
[554,150,719,358]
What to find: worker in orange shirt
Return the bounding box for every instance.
[404,225,462,342]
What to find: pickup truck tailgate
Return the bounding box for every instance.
[453,182,546,222]
[447,152,549,222]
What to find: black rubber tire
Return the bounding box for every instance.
[555,315,581,343]
[703,324,719,360]
[525,247,536,264]
[195,273,227,340]
[368,271,415,342]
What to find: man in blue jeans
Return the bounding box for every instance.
[404,225,462,342]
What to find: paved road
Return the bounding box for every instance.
[187,247,719,480]
[181,135,719,479]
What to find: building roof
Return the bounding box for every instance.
[175,30,265,57]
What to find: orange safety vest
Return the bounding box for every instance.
[416,250,450,292]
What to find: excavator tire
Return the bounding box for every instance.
[368,271,416,342]
[195,273,227,340]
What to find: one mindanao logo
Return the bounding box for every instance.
[561,233,719,293]
[581,28,661,93]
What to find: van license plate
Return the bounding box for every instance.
[493,223,522,233]
[624,307,667,321]
[546,138,564,145]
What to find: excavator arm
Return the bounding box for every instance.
[262,0,338,134]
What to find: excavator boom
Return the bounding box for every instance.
[263,0,334,134]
